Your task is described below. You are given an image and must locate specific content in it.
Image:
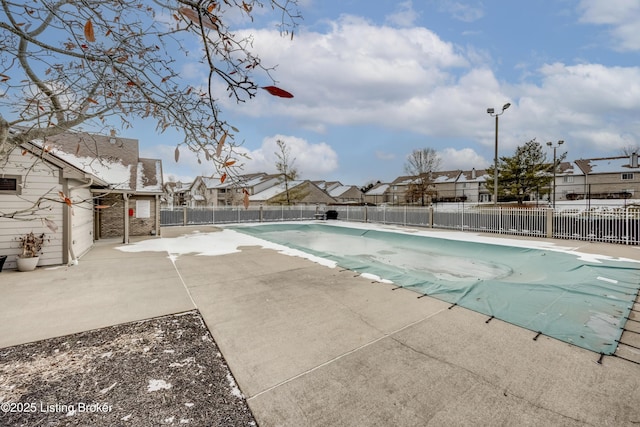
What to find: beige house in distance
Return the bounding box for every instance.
[573,154,639,200]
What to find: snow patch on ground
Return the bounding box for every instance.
[226,373,243,398]
[147,379,172,392]
[115,228,337,268]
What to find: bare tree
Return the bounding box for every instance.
[620,145,640,156]
[404,148,441,205]
[274,138,298,205]
[0,0,299,168]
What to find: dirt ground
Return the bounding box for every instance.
[0,310,256,427]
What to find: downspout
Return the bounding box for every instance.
[155,194,160,236]
[123,193,130,244]
[67,178,94,265]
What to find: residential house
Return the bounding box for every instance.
[162,180,192,207]
[388,176,416,205]
[573,154,640,200]
[249,180,336,206]
[327,184,364,204]
[454,169,491,203]
[214,173,280,206]
[545,162,585,202]
[0,130,163,269]
[189,176,212,207]
[363,183,391,205]
[44,131,164,243]
[430,170,463,203]
[1,139,105,270]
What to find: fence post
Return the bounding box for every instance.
[183,206,187,226]
[625,207,629,245]
[545,208,554,238]
[259,205,263,222]
[365,205,368,223]
[429,206,434,228]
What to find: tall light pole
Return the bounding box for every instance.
[487,103,511,206]
[546,140,564,209]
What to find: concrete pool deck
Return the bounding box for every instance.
[2,225,640,425]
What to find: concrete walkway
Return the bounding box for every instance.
[2,226,640,426]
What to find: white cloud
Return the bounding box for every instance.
[219,15,480,141]
[237,135,338,179]
[386,1,420,28]
[578,0,640,51]
[438,1,484,23]
[203,12,640,179]
[438,148,489,170]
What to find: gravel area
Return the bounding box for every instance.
[0,310,257,426]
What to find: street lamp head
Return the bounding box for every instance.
[558,140,564,145]
[487,108,495,114]
[502,103,511,111]
[546,141,552,146]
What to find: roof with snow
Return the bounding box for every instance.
[575,155,639,175]
[457,169,488,183]
[43,131,163,194]
[430,170,461,183]
[365,183,390,196]
[328,185,355,197]
[249,180,304,201]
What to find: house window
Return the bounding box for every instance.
[621,173,634,181]
[563,176,574,183]
[0,175,21,195]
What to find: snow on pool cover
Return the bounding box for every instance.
[231,223,640,355]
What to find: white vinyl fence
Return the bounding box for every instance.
[160,205,640,245]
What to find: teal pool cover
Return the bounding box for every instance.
[232,223,640,355]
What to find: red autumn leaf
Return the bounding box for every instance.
[84,19,96,43]
[261,86,294,98]
[127,81,136,86]
[220,172,227,184]
[224,160,236,167]
[87,97,98,104]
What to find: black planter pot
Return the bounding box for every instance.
[0,255,6,272]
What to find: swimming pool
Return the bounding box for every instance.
[232,223,640,355]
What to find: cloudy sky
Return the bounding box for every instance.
[140,0,640,186]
